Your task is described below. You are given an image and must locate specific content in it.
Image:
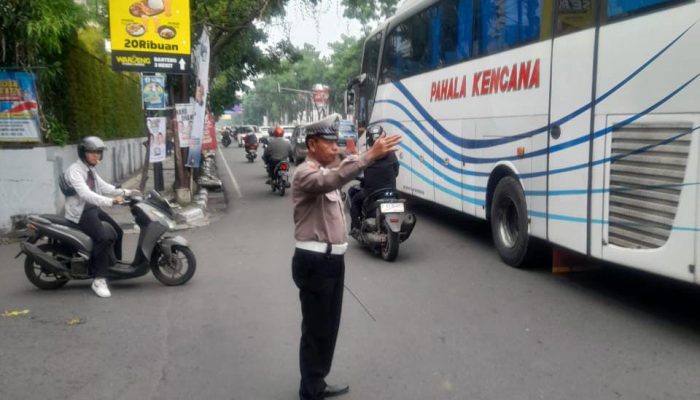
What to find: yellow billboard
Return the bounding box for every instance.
[109,0,191,73]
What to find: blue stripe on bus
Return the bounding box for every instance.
[400,163,700,231]
[401,137,700,197]
[378,72,699,165]
[396,121,697,185]
[381,22,696,150]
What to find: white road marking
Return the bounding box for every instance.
[218,146,243,198]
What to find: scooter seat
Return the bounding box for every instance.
[39,214,80,230]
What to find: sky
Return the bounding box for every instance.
[262,0,365,57]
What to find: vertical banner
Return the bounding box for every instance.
[175,102,194,145]
[147,117,167,163]
[0,72,41,142]
[202,112,218,151]
[186,28,210,168]
[141,74,167,110]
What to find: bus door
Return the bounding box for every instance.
[546,1,600,255]
[595,1,700,282]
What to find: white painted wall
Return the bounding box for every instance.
[0,138,146,233]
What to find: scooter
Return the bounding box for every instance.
[346,182,416,262]
[245,144,258,162]
[269,160,291,196]
[17,190,196,289]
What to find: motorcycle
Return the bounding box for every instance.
[346,182,416,262]
[221,132,232,147]
[269,160,291,196]
[17,190,196,289]
[245,144,258,162]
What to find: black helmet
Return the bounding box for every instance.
[78,136,106,162]
[366,125,383,147]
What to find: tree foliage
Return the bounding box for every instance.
[340,0,399,23]
[240,34,364,125]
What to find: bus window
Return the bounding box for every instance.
[478,0,542,55]
[440,0,475,65]
[381,6,437,81]
[359,32,382,128]
[607,0,686,19]
[553,0,598,35]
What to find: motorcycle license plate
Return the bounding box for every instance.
[380,202,404,213]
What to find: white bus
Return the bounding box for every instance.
[348,0,700,283]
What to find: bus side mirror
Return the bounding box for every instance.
[345,91,355,116]
[346,73,367,90]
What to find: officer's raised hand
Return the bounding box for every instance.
[366,132,401,161]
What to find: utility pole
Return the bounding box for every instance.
[278,83,313,123]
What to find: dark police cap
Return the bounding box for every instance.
[304,114,341,141]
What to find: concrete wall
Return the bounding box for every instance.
[0,138,145,233]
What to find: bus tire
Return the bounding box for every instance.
[490,176,531,267]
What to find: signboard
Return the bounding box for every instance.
[312,84,330,107]
[186,29,210,168]
[141,74,166,110]
[0,72,41,142]
[147,117,167,163]
[109,0,191,73]
[175,102,194,145]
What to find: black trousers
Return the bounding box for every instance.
[349,188,366,229]
[78,207,123,278]
[292,248,345,400]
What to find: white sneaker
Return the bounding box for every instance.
[91,278,111,298]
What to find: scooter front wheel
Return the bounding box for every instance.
[151,245,196,286]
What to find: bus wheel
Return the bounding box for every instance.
[490,176,530,267]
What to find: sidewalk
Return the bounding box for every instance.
[112,155,226,232]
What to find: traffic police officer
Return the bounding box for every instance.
[291,114,400,400]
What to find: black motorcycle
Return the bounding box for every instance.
[269,160,291,196]
[221,132,232,147]
[346,183,416,261]
[18,190,196,289]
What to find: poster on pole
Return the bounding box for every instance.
[147,117,167,163]
[186,28,210,168]
[141,74,166,110]
[202,112,218,151]
[109,0,191,73]
[0,72,41,142]
[175,102,194,145]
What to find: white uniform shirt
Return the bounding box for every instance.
[63,160,129,223]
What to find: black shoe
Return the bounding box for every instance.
[323,383,349,398]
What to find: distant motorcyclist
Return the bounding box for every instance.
[349,126,400,231]
[244,131,258,149]
[63,136,135,298]
[263,126,293,183]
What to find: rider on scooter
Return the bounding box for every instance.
[263,126,293,184]
[349,126,400,233]
[63,136,136,298]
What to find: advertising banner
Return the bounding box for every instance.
[147,117,167,163]
[175,102,194,145]
[0,72,41,142]
[202,112,218,151]
[186,28,210,168]
[141,74,166,110]
[109,0,191,73]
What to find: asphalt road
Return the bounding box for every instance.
[2,145,700,400]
